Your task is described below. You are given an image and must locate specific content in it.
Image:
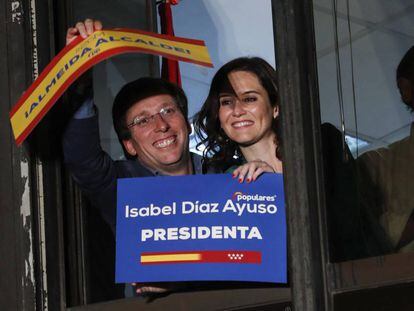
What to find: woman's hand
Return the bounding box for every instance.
[66,18,102,45]
[232,160,275,183]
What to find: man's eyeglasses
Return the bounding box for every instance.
[127,106,177,129]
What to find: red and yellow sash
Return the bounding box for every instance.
[10,28,212,145]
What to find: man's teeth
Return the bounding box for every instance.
[154,137,176,148]
[233,121,253,128]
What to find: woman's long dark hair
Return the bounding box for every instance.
[194,57,281,172]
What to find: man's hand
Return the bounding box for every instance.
[232,160,275,183]
[66,18,102,45]
[134,284,168,295]
[64,19,100,111]
[132,282,180,295]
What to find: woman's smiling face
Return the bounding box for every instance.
[218,70,278,147]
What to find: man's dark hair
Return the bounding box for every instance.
[397,46,414,81]
[396,46,414,111]
[112,77,188,141]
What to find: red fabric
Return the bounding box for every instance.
[158,3,181,86]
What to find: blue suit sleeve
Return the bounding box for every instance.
[62,106,117,232]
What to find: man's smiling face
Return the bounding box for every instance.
[122,94,190,174]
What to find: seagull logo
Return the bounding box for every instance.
[232,191,243,200]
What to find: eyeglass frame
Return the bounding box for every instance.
[127,105,178,129]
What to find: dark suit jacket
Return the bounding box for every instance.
[63,114,204,232]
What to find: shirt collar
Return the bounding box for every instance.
[138,153,200,176]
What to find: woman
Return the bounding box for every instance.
[194,57,282,182]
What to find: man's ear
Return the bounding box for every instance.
[273,105,279,119]
[122,139,137,157]
[397,77,413,106]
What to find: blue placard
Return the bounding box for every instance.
[115,173,286,284]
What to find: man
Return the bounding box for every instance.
[63,20,205,296]
[358,46,414,253]
[63,20,203,233]
[63,77,202,232]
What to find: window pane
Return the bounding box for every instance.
[72,0,154,160]
[65,0,287,308]
[68,0,154,304]
[313,0,414,261]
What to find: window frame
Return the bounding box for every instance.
[22,0,414,310]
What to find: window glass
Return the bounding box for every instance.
[168,0,275,153]
[65,0,284,307]
[72,0,154,160]
[69,0,154,304]
[313,0,414,261]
